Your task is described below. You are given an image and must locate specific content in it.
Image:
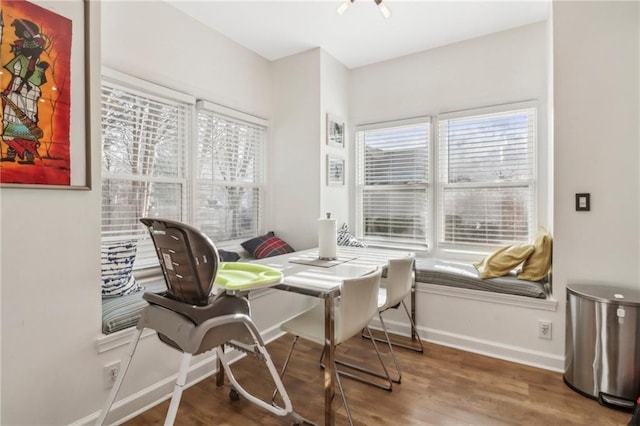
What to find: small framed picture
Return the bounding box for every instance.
[327,156,345,186]
[327,114,345,148]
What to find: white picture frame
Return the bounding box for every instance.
[326,113,345,148]
[327,155,345,186]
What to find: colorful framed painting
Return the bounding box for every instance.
[0,0,90,189]
[326,113,345,148]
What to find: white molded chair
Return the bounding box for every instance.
[277,269,389,426]
[363,255,423,384]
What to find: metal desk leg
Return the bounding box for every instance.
[324,293,336,426]
[411,266,417,341]
[216,345,225,387]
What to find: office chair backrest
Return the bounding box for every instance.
[384,256,415,310]
[337,268,383,343]
[140,218,219,306]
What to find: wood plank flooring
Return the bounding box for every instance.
[123,334,632,425]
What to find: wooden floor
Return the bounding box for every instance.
[124,334,632,425]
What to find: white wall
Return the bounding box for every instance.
[320,50,350,226]
[553,0,640,363]
[1,2,103,425]
[101,2,272,119]
[0,2,307,424]
[269,48,351,249]
[348,22,568,369]
[350,22,550,234]
[269,49,322,250]
[553,1,640,287]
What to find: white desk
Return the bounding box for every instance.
[252,246,413,425]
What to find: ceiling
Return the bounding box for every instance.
[166,0,550,69]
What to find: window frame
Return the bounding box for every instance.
[100,68,196,269]
[354,101,540,258]
[193,100,267,246]
[100,69,270,265]
[434,101,538,258]
[355,116,432,251]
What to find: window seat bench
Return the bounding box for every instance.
[102,279,166,335]
[414,258,550,299]
[101,254,549,335]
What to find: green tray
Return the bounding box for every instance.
[214,262,283,291]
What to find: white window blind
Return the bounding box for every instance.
[101,75,192,267]
[356,118,430,247]
[438,103,536,247]
[195,101,265,242]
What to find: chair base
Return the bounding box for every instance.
[364,298,424,354]
[333,359,393,390]
[96,310,300,425]
[362,328,424,353]
[359,299,424,385]
[319,325,394,391]
[278,336,355,426]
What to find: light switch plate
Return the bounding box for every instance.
[576,193,590,211]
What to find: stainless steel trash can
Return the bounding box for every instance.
[564,283,640,409]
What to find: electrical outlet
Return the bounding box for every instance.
[103,361,121,389]
[538,320,552,340]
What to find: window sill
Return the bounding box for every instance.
[417,282,557,311]
[365,241,429,254]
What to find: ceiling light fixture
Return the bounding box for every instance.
[336,0,392,19]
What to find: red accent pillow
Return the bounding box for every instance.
[242,232,295,259]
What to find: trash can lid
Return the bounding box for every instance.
[567,283,640,306]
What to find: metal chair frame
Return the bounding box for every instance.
[275,269,388,426]
[359,257,424,385]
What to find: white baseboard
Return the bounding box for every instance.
[72,355,218,426]
[370,316,565,373]
[76,324,287,426]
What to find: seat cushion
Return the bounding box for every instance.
[102,280,166,334]
[415,258,547,298]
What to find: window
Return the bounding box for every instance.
[194,101,265,242]
[356,118,430,248]
[100,70,194,267]
[437,103,536,249]
[355,102,537,253]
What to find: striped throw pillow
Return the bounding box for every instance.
[337,223,367,247]
[101,241,144,298]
